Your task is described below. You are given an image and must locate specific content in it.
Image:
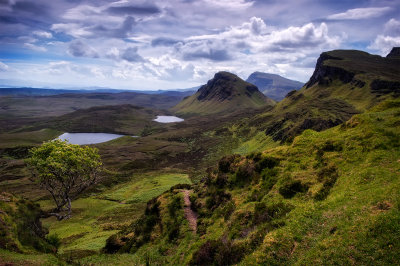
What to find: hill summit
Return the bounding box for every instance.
[246,72,304,101]
[172,71,274,116]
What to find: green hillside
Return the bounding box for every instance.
[1,48,399,265]
[106,99,400,265]
[245,49,400,142]
[172,72,275,116]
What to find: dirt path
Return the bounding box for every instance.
[182,189,198,233]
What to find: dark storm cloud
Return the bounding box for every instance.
[151,37,180,47]
[13,1,48,15]
[68,39,98,58]
[0,15,18,24]
[121,47,144,62]
[106,5,161,16]
[81,16,136,39]
[183,49,232,61]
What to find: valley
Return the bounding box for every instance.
[0,48,399,265]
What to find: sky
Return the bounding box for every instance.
[0,0,399,90]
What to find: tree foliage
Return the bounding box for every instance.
[26,139,102,220]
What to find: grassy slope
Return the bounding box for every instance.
[109,99,400,264]
[39,173,191,256]
[245,50,400,142]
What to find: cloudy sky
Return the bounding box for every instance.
[0,0,399,90]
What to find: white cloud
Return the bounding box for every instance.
[369,35,400,55]
[327,7,391,20]
[24,43,47,52]
[384,18,400,36]
[369,18,400,55]
[202,0,254,10]
[33,31,53,39]
[178,17,341,62]
[0,61,9,72]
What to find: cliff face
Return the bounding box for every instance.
[305,49,400,97]
[244,48,400,142]
[386,47,400,59]
[305,53,355,88]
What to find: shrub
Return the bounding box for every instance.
[205,190,231,211]
[253,202,293,225]
[314,164,339,200]
[233,161,256,186]
[255,156,280,172]
[46,234,61,249]
[279,180,309,199]
[218,154,240,173]
[190,238,246,265]
[168,195,182,217]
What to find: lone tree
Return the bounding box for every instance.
[26,139,102,220]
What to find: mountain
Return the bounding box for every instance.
[386,46,400,59]
[104,49,400,265]
[0,87,196,97]
[245,48,400,142]
[246,72,304,101]
[172,71,275,116]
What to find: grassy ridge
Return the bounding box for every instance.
[108,99,400,264]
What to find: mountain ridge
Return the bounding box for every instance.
[246,72,304,101]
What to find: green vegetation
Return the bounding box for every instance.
[26,140,102,220]
[109,99,400,264]
[0,49,399,265]
[0,192,61,264]
[39,173,191,258]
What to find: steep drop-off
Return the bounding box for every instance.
[247,49,400,141]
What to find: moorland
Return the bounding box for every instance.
[0,48,399,265]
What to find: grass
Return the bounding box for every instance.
[40,172,191,256]
[110,99,400,265]
[0,249,64,266]
[0,128,61,148]
[233,131,278,155]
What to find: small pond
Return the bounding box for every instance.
[153,115,184,123]
[57,133,127,145]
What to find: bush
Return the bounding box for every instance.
[168,195,182,217]
[205,190,231,211]
[279,180,309,199]
[190,238,246,265]
[46,234,61,249]
[253,202,293,225]
[314,164,339,200]
[233,161,256,186]
[255,156,280,172]
[218,155,240,173]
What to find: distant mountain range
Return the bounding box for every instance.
[172,71,275,116]
[246,72,304,101]
[0,87,197,97]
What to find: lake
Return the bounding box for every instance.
[58,133,127,145]
[153,115,184,123]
